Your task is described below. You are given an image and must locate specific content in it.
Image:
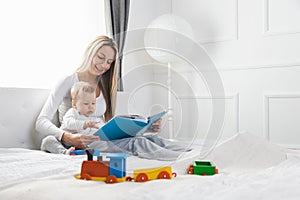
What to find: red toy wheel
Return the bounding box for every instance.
[81,173,92,180]
[158,171,171,179]
[215,168,219,174]
[126,176,133,182]
[187,165,194,174]
[105,175,118,184]
[136,173,148,182]
[172,172,177,178]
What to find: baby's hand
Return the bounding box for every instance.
[83,121,100,129]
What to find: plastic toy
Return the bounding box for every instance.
[70,149,101,156]
[70,150,87,156]
[187,161,218,176]
[75,149,176,184]
[134,166,174,182]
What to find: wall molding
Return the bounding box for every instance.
[264,94,300,149]
[199,0,239,44]
[173,0,239,44]
[177,93,240,134]
[153,62,300,74]
[263,0,300,36]
[218,62,300,71]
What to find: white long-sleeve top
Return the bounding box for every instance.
[35,73,106,141]
[60,108,105,135]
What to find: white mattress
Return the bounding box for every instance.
[1,133,300,200]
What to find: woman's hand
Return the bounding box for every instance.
[61,132,100,149]
[149,118,162,132]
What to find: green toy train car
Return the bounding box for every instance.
[187,161,218,176]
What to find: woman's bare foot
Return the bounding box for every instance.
[65,146,76,155]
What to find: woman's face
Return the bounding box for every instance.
[90,45,115,76]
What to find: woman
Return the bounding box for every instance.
[36,36,190,160]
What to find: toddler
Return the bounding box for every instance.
[41,81,104,154]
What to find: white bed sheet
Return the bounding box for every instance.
[1,133,300,200]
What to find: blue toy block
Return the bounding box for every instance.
[106,154,129,178]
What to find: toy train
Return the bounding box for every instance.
[187,161,218,176]
[75,149,176,184]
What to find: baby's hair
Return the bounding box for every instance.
[71,81,95,101]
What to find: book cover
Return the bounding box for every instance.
[93,111,167,141]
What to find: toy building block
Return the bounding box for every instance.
[70,149,100,156]
[188,161,218,176]
[106,153,128,178]
[70,150,86,156]
[133,166,176,182]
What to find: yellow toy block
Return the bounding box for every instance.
[133,166,174,182]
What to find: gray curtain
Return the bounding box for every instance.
[105,0,130,91]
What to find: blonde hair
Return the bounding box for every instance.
[71,81,95,101]
[76,36,119,122]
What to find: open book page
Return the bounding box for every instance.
[118,114,148,123]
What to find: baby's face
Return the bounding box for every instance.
[75,92,96,117]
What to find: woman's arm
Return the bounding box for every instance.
[61,133,99,149]
[35,76,74,141]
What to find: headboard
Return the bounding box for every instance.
[0,87,129,150]
[0,87,51,149]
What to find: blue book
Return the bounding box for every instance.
[93,111,167,141]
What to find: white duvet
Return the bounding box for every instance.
[1,132,300,200]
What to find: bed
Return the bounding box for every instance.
[1,87,300,200]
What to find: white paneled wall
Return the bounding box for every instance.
[172,0,300,69]
[126,0,300,148]
[174,0,300,147]
[173,0,239,43]
[265,94,300,148]
[264,0,300,35]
